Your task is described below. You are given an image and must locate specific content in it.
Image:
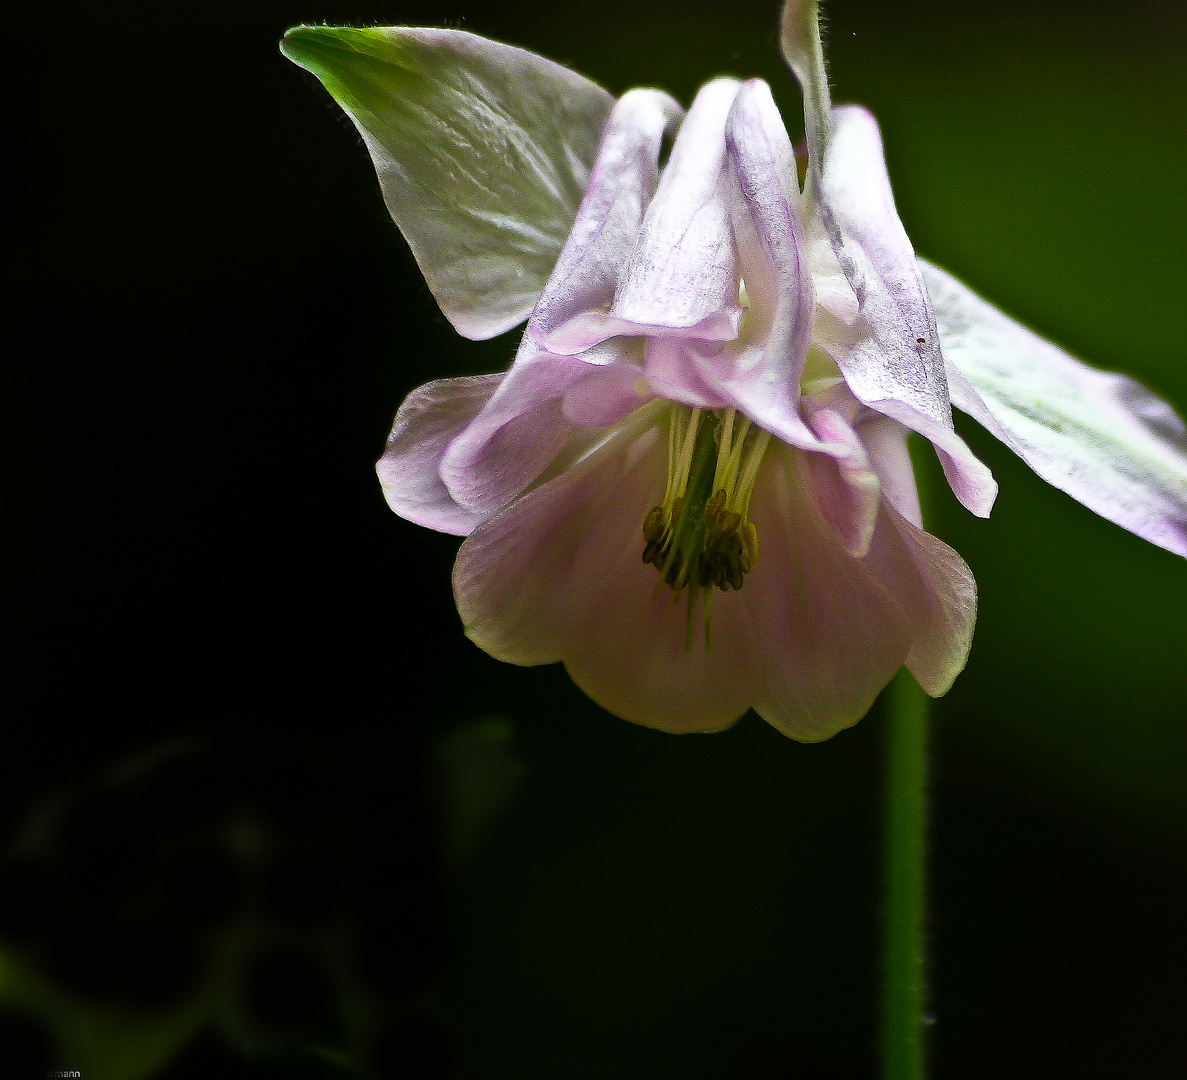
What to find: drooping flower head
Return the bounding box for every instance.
[281,1,1187,740]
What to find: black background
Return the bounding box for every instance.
[6,1,1187,1077]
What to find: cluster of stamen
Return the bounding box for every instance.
[641,406,770,648]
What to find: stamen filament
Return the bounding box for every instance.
[641,404,773,651]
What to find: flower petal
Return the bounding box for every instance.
[719,80,821,450]
[563,450,761,735]
[817,106,997,518]
[921,259,1187,557]
[454,402,761,732]
[802,409,882,559]
[865,507,977,698]
[281,26,614,340]
[562,356,650,427]
[440,349,585,517]
[609,78,744,333]
[375,374,502,535]
[528,88,683,339]
[745,443,912,742]
[859,415,923,528]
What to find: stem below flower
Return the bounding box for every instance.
[881,668,929,1080]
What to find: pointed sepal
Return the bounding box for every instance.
[281,26,614,339]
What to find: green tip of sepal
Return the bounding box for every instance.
[279,25,417,119]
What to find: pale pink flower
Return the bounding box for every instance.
[281,5,1186,740]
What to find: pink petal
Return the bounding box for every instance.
[865,506,977,698]
[744,442,913,742]
[439,350,586,517]
[643,337,734,411]
[375,374,503,535]
[562,359,649,427]
[719,79,819,450]
[859,415,923,528]
[610,78,744,333]
[454,404,760,731]
[818,106,998,518]
[540,308,740,356]
[529,88,683,339]
[802,409,882,559]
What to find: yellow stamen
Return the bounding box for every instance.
[640,404,773,650]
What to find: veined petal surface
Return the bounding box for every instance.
[720,80,820,450]
[375,374,502,535]
[281,26,613,340]
[528,89,683,339]
[922,259,1187,557]
[745,443,912,741]
[610,78,743,333]
[817,106,997,519]
[454,402,761,732]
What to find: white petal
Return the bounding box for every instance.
[922,259,1187,557]
[528,88,683,339]
[610,78,743,332]
[859,415,923,528]
[281,26,614,340]
[440,350,586,517]
[721,80,821,450]
[802,409,882,559]
[817,106,998,518]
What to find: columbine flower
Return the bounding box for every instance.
[281,2,1186,741]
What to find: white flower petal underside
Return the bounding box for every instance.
[452,414,648,668]
[375,374,503,535]
[563,433,761,734]
[745,443,913,742]
[818,106,998,519]
[922,259,1187,557]
[281,26,613,340]
[858,415,923,528]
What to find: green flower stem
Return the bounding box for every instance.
[881,667,930,1080]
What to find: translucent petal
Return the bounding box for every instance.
[528,88,683,339]
[719,80,820,450]
[610,78,743,332]
[809,106,996,516]
[281,26,613,339]
[440,351,585,517]
[864,507,977,697]
[375,375,502,535]
[802,409,882,559]
[745,443,912,742]
[922,259,1187,557]
[455,402,759,731]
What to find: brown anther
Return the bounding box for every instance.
[643,506,666,544]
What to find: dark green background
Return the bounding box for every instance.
[6,1,1185,1077]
